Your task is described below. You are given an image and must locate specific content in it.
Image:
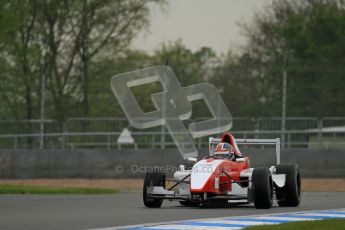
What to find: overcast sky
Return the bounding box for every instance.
[132,0,271,54]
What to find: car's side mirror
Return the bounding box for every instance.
[236,158,245,162]
[187,157,197,163]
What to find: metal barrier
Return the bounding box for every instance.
[0,117,344,150]
[0,130,344,150]
[1,117,344,133]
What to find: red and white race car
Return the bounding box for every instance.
[143,132,301,209]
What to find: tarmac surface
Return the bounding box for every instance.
[0,191,345,230]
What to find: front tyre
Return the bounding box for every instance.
[253,167,273,209]
[275,163,301,207]
[143,172,165,208]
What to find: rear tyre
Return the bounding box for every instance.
[275,163,301,207]
[253,167,273,209]
[143,172,165,208]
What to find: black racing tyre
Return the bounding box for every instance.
[143,172,165,208]
[253,167,273,209]
[275,163,301,207]
[179,201,200,207]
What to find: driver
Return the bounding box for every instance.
[213,142,235,160]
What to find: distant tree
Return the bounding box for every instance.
[69,0,166,117]
[0,0,40,120]
[234,0,345,117]
[0,0,19,51]
[153,40,217,86]
[0,0,166,122]
[97,40,220,119]
[151,40,218,120]
[212,52,265,117]
[88,49,154,117]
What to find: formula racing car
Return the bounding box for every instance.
[143,132,301,209]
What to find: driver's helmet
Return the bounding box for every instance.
[214,142,234,157]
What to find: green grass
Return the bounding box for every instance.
[0,184,119,194]
[244,219,345,230]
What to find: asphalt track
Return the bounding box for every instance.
[0,191,344,230]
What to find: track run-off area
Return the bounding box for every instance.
[0,191,345,230]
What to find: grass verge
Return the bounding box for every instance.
[244,219,345,230]
[0,184,119,194]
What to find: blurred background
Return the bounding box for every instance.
[0,0,344,178]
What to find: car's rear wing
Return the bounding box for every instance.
[209,137,281,165]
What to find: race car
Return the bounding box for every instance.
[143,132,301,209]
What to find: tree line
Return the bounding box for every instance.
[1,0,344,124]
